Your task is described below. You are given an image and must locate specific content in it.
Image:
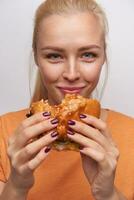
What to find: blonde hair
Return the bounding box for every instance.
[30,0,109,103]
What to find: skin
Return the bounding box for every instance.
[36,13,105,105]
[0,12,126,200]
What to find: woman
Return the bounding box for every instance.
[0,0,134,199]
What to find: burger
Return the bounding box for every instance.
[27,94,101,151]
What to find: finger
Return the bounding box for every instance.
[15,118,59,148]
[80,147,105,163]
[28,146,51,170]
[80,147,118,171]
[8,112,51,146]
[67,131,104,152]
[68,120,110,150]
[80,114,110,137]
[15,130,59,164]
[80,115,114,144]
[18,146,51,175]
[21,112,51,129]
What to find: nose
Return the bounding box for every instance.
[62,59,80,82]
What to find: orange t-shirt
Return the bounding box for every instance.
[0,109,134,199]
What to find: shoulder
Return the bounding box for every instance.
[107,111,134,198]
[107,109,134,129]
[0,109,29,181]
[0,108,29,138]
[107,109,134,148]
[0,108,29,121]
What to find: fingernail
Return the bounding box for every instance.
[79,146,84,150]
[67,130,75,135]
[51,131,59,138]
[26,114,30,118]
[26,112,32,118]
[79,114,87,119]
[68,127,73,132]
[51,118,59,125]
[44,146,51,153]
[43,112,51,117]
[68,120,75,126]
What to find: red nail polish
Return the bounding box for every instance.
[68,120,75,125]
[79,114,87,119]
[67,130,75,135]
[51,118,59,125]
[44,147,51,153]
[43,112,51,117]
[51,131,59,138]
[26,113,32,118]
[79,146,84,150]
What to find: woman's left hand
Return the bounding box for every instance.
[67,114,120,200]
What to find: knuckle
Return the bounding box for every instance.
[24,146,33,156]
[7,147,12,158]
[33,113,42,122]
[112,159,117,170]
[7,136,13,146]
[101,122,107,131]
[100,154,105,162]
[10,155,19,169]
[114,148,120,159]
[17,166,24,175]
[27,161,35,171]
[20,120,27,129]
[107,159,117,173]
[22,129,30,140]
[32,114,39,121]
[11,159,17,169]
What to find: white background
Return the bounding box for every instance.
[0,0,134,117]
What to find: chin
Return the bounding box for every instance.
[48,91,64,105]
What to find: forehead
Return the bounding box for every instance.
[37,12,104,47]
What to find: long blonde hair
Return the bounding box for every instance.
[30,0,109,104]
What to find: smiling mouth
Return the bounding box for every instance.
[57,87,85,94]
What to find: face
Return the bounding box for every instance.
[36,12,105,105]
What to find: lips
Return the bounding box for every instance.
[57,86,85,94]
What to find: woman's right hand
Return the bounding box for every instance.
[7,112,59,194]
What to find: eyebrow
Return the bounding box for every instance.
[40,45,101,52]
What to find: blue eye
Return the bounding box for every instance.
[80,52,98,63]
[47,53,62,60]
[82,52,96,58]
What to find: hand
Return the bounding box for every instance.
[7,112,59,194]
[67,114,120,200]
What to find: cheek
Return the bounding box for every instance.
[82,63,102,82]
[39,63,62,83]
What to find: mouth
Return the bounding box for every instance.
[57,86,85,94]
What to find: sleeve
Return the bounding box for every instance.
[0,117,8,183]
